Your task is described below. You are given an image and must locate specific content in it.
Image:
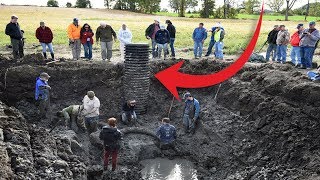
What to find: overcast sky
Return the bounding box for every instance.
[0,0,313,10]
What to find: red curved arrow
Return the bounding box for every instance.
[155,4,264,100]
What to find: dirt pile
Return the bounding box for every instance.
[0,55,320,179]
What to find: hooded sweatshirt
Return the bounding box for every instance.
[35,77,49,100]
[276,29,290,45]
[118,28,132,45]
[99,125,122,150]
[300,28,320,47]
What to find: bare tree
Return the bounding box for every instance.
[305,0,310,21]
[266,0,284,12]
[285,0,298,21]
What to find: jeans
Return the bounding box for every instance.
[151,39,157,58]
[290,46,301,65]
[183,114,196,132]
[70,39,81,60]
[121,111,137,125]
[276,45,287,63]
[301,46,315,68]
[101,41,113,60]
[104,149,118,171]
[157,43,168,59]
[206,39,215,56]
[169,38,175,57]
[214,41,224,59]
[83,41,93,59]
[85,116,99,134]
[307,71,320,81]
[266,43,277,61]
[11,38,24,59]
[40,43,54,53]
[194,41,203,58]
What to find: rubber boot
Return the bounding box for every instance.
[43,52,47,59]
[51,53,54,60]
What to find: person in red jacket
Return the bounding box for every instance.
[80,23,94,60]
[36,21,54,59]
[290,24,304,67]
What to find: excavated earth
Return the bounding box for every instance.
[1,54,320,179]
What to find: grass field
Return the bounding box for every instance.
[0,5,318,56]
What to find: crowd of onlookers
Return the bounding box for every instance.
[5,15,227,61]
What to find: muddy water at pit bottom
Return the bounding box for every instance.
[140,158,198,180]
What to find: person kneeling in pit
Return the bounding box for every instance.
[121,100,137,126]
[156,117,177,150]
[56,105,86,132]
[99,118,122,171]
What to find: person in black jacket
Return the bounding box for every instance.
[145,19,160,58]
[99,118,122,171]
[166,20,176,58]
[266,25,279,62]
[5,15,24,59]
[155,25,171,60]
[121,100,137,125]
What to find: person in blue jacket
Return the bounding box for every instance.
[156,117,177,149]
[183,92,200,134]
[192,23,207,59]
[35,72,51,118]
[155,25,171,60]
[307,67,320,81]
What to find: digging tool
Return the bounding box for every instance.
[167,96,175,118]
[213,84,222,105]
[257,40,268,54]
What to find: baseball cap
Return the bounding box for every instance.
[309,21,316,25]
[11,15,18,19]
[183,92,192,99]
[73,18,79,22]
[297,23,303,29]
[40,72,50,78]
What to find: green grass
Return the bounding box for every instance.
[0,6,318,55]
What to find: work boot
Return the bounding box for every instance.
[51,53,54,60]
[43,52,47,59]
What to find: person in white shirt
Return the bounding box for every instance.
[82,91,100,133]
[118,23,132,60]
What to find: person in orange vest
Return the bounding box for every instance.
[67,18,82,61]
[290,24,304,67]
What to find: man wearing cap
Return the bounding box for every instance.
[276,25,290,63]
[5,15,24,59]
[266,25,280,62]
[299,21,320,69]
[36,21,55,60]
[67,18,82,61]
[82,91,100,134]
[145,19,161,58]
[182,92,200,134]
[193,23,207,59]
[212,23,225,60]
[96,22,117,61]
[57,105,86,132]
[121,100,137,126]
[290,24,304,67]
[205,23,224,58]
[118,23,132,61]
[155,25,171,60]
[35,72,51,118]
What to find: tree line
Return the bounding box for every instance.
[47,0,316,21]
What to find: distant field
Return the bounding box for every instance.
[0,6,318,56]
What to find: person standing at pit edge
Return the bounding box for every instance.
[80,23,94,60]
[35,72,51,119]
[67,18,82,61]
[205,23,224,58]
[182,92,200,135]
[165,20,176,58]
[96,21,117,62]
[290,24,304,67]
[5,15,24,59]
[299,21,320,69]
[36,21,55,60]
[82,91,100,134]
[118,23,132,61]
[265,25,279,62]
[276,25,290,64]
[155,25,171,60]
[212,23,225,60]
[192,23,207,59]
[145,19,161,58]
[99,118,122,171]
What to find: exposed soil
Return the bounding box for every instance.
[1,53,320,180]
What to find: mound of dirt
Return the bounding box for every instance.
[1,55,320,179]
